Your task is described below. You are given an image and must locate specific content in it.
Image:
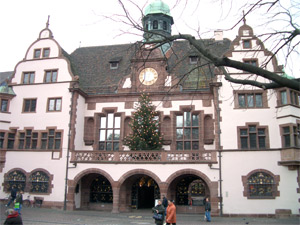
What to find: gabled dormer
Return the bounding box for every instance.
[225,19,282,74]
[10,17,75,86]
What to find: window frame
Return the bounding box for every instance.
[47,97,62,112]
[189,56,199,64]
[0,132,5,149]
[41,128,62,150]
[243,39,251,49]
[242,169,280,199]
[34,49,41,59]
[243,58,258,67]
[23,98,37,113]
[277,88,300,107]
[234,90,268,109]
[280,123,300,148]
[175,110,201,151]
[110,62,119,70]
[42,48,50,58]
[98,112,121,151]
[18,129,38,150]
[44,70,58,83]
[153,20,158,29]
[22,72,35,84]
[7,132,16,149]
[237,123,269,150]
[1,98,8,112]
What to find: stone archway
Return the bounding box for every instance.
[67,168,115,211]
[165,169,218,214]
[117,169,162,212]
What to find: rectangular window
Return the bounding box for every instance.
[99,113,121,151]
[238,93,263,108]
[244,59,257,66]
[0,132,5,148]
[282,126,290,147]
[110,62,119,69]
[280,91,287,105]
[23,72,35,84]
[243,40,251,49]
[42,48,50,58]
[282,124,300,148]
[45,70,58,83]
[189,56,198,64]
[290,90,300,106]
[7,133,15,149]
[176,112,199,150]
[34,49,41,58]
[48,98,62,111]
[239,125,267,149]
[23,99,37,112]
[1,99,8,112]
[41,129,61,150]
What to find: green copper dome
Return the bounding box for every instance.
[145,0,171,16]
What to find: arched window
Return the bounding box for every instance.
[242,170,279,199]
[5,170,26,191]
[90,175,113,203]
[29,171,50,193]
[163,21,167,30]
[153,20,158,29]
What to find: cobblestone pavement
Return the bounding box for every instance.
[0,204,299,225]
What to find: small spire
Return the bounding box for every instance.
[46,15,50,28]
[242,10,246,25]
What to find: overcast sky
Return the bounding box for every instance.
[0,0,299,77]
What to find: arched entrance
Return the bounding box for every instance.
[74,172,114,211]
[118,169,162,212]
[166,170,217,214]
[131,175,160,209]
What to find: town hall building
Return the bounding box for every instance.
[0,0,299,217]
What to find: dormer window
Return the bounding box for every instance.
[189,56,199,64]
[43,48,50,58]
[110,62,119,70]
[34,49,41,58]
[109,57,122,70]
[243,40,251,49]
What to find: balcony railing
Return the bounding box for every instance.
[71,150,217,164]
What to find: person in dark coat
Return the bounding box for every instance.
[152,200,165,225]
[204,197,211,222]
[6,187,17,207]
[162,195,168,215]
[4,209,23,225]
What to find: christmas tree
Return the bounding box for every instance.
[124,93,163,150]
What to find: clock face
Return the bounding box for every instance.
[139,68,158,85]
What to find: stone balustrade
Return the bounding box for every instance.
[71,150,217,164]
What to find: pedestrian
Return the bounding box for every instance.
[152,199,165,225]
[204,197,211,222]
[162,195,168,215]
[6,186,17,207]
[15,191,23,214]
[166,200,176,225]
[4,208,23,225]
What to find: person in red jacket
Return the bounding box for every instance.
[4,209,23,225]
[166,200,176,225]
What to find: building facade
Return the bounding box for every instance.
[0,0,299,217]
